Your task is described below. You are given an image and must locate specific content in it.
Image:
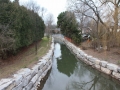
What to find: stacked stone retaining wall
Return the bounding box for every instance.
[55,36,120,81]
[0,38,54,90]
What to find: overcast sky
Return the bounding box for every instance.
[17,0,67,24]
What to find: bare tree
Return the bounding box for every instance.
[67,0,118,50]
[101,0,120,34]
[45,13,54,37]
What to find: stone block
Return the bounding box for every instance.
[101,67,112,75]
[17,68,31,77]
[86,55,93,60]
[13,74,23,86]
[100,61,108,67]
[112,71,120,79]
[32,65,40,73]
[76,54,82,60]
[48,60,52,65]
[94,64,100,70]
[0,79,11,86]
[23,75,31,87]
[37,62,44,69]
[31,70,37,78]
[0,79,15,90]
[41,73,46,78]
[24,82,33,90]
[46,60,50,66]
[37,70,43,78]
[93,59,100,65]
[31,74,38,84]
[88,61,94,66]
[42,65,48,72]
[107,64,118,72]
[40,60,47,65]
[38,76,42,83]
[12,81,23,90]
[88,57,95,63]
[31,87,36,90]
[83,54,88,58]
[117,67,120,73]
[84,59,89,64]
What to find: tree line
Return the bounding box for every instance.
[57,11,81,45]
[0,0,45,59]
[67,0,120,51]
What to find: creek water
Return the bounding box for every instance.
[42,43,120,90]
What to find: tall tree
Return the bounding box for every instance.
[57,11,81,44]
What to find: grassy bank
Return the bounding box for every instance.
[0,37,51,79]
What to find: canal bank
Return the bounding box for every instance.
[54,36,120,81]
[0,38,54,90]
[42,42,120,90]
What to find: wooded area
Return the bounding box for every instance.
[67,0,120,51]
[57,11,81,45]
[0,0,45,59]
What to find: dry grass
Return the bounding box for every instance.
[0,37,51,79]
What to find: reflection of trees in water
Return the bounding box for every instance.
[57,45,77,77]
[71,76,99,90]
[69,61,120,90]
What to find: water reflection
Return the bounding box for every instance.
[42,43,120,90]
[57,45,77,76]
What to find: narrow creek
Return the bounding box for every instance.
[42,43,120,90]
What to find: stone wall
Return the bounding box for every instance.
[0,38,54,90]
[54,36,120,81]
[63,39,120,80]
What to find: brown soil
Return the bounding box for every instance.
[0,42,39,79]
[80,41,120,66]
[0,38,50,79]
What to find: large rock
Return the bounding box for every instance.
[88,57,95,63]
[31,74,38,84]
[107,64,118,72]
[112,71,120,79]
[31,70,37,78]
[94,64,101,70]
[22,75,31,87]
[86,55,93,60]
[37,70,43,78]
[37,62,44,69]
[100,61,108,67]
[24,82,33,90]
[31,65,40,73]
[13,74,23,86]
[42,65,48,72]
[93,59,100,65]
[12,81,23,90]
[0,78,16,90]
[0,79,11,86]
[101,67,111,75]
